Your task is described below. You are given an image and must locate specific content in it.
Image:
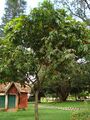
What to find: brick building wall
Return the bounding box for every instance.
[18,93,28,109]
[0,83,28,110]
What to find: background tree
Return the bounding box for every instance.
[55,0,90,25]
[72,61,90,99]
[54,0,90,100]
[0,0,27,37]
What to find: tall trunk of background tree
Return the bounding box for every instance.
[35,89,39,120]
[57,84,71,102]
[58,91,69,102]
[38,91,45,103]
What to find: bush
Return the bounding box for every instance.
[71,110,90,120]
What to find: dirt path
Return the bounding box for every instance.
[39,105,81,111]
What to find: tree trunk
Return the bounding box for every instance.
[59,92,69,102]
[35,90,39,120]
[57,85,70,102]
[38,91,45,103]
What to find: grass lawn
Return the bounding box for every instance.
[0,101,89,120]
[39,109,72,120]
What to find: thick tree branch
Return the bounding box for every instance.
[55,0,89,22]
[84,0,90,10]
[65,2,87,21]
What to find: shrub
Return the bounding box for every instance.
[71,110,90,120]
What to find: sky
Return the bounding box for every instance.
[0,0,44,23]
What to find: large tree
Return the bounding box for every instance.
[42,14,89,101]
[0,0,27,37]
[0,0,89,120]
[1,1,57,120]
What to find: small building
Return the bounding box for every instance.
[0,82,30,111]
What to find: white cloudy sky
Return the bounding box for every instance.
[0,0,44,23]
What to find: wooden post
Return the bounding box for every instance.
[5,94,8,110]
[15,94,18,110]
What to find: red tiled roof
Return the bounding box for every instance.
[15,83,31,93]
[0,82,31,93]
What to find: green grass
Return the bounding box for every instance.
[39,109,72,120]
[0,105,34,120]
[0,101,89,120]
